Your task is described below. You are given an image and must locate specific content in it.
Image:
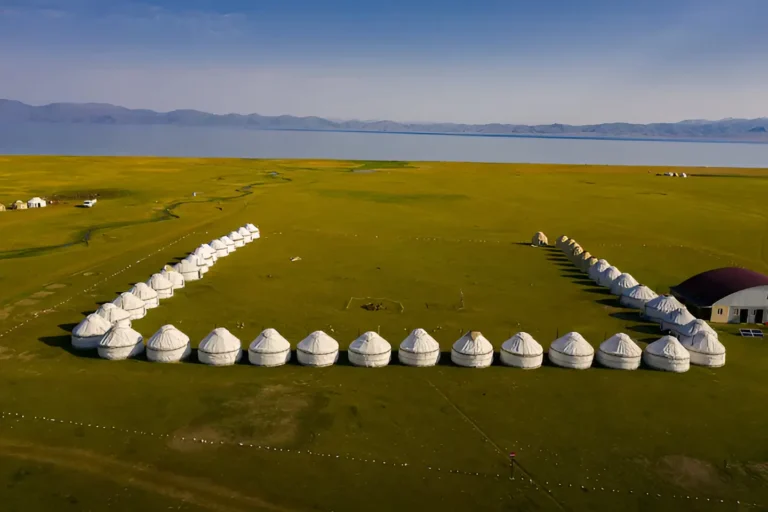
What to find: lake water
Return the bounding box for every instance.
[1,123,768,168]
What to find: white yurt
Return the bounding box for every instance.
[609,273,639,296]
[548,332,594,369]
[619,285,658,310]
[297,331,339,367]
[349,332,392,367]
[500,332,543,369]
[556,235,569,249]
[95,303,132,327]
[577,251,592,269]
[598,266,622,288]
[146,325,191,363]
[112,292,147,320]
[582,256,599,273]
[130,282,160,309]
[596,333,642,370]
[219,235,236,254]
[184,254,207,275]
[146,273,174,299]
[198,328,242,366]
[71,313,113,350]
[451,331,494,368]
[228,230,245,248]
[161,267,185,290]
[248,328,291,367]
[643,335,690,373]
[531,232,548,247]
[209,239,229,258]
[174,259,202,282]
[660,308,696,332]
[588,259,610,282]
[237,226,253,243]
[27,197,47,208]
[570,245,584,262]
[398,328,441,367]
[246,223,261,239]
[193,246,214,268]
[98,325,145,360]
[644,295,684,323]
[201,243,218,263]
[674,319,716,342]
[681,331,726,368]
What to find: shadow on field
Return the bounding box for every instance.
[610,311,643,322]
[596,297,623,308]
[38,323,100,359]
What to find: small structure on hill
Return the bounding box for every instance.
[451,331,493,368]
[588,259,610,282]
[398,328,441,367]
[681,331,726,367]
[146,273,174,299]
[673,319,716,343]
[620,285,658,310]
[349,332,392,367]
[246,223,261,239]
[71,313,113,350]
[193,246,215,268]
[237,226,253,244]
[644,295,684,323]
[598,266,622,288]
[500,332,543,369]
[596,333,641,370]
[297,331,339,367]
[660,308,696,333]
[0,203,5,212]
[219,235,236,254]
[249,328,291,367]
[27,197,46,208]
[130,282,159,309]
[112,292,147,320]
[228,230,245,248]
[610,273,639,296]
[161,268,185,290]
[531,232,548,247]
[670,267,768,324]
[147,325,191,363]
[95,303,132,327]
[210,239,229,258]
[98,325,145,360]
[11,200,27,210]
[643,335,689,373]
[548,332,594,369]
[198,328,242,366]
[174,259,202,282]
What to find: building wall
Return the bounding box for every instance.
[713,286,768,324]
[710,306,730,323]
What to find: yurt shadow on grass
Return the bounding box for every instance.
[38,323,100,358]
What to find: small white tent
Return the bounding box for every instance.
[246,223,261,239]
[556,235,569,249]
[146,273,174,299]
[71,313,113,350]
[596,333,642,370]
[548,332,594,369]
[219,235,236,254]
[198,328,242,366]
[660,308,696,332]
[95,303,132,327]
[112,292,147,320]
[582,256,599,273]
[643,335,690,373]
[681,331,726,368]
[27,197,47,208]
[619,285,658,310]
[184,254,208,275]
[161,268,185,290]
[174,259,202,282]
[398,328,441,367]
[531,232,548,247]
[130,282,159,309]
[644,295,684,323]
[248,328,291,367]
[193,246,214,268]
[500,332,543,369]
[146,325,191,363]
[228,230,245,248]
[610,273,639,296]
[98,325,145,360]
[588,259,610,282]
[451,331,494,368]
[349,332,392,367]
[209,239,229,258]
[570,245,584,262]
[297,331,339,367]
[237,226,253,243]
[577,251,592,270]
[201,243,218,263]
[598,266,622,288]
[674,319,716,342]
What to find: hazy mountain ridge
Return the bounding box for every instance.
[1,99,767,140]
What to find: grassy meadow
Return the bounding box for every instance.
[0,156,767,511]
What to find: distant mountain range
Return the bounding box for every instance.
[1,99,767,141]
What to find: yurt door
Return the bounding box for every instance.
[740,309,749,323]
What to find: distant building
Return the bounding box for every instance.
[0,203,5,212]
[27,197,47,208]
[11,200,27,210]
[671,267,768,324]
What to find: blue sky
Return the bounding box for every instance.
[1,0,766,124]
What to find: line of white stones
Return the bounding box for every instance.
[0,411,761,507]
[0,233,195,339]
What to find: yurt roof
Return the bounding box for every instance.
[147,273,173,289]
[183,254,204,266]
[199,328,241,354]
[228,230,244,241]
[601,266,622,280]
[297,331,339,354]
[72,313,113,337]
[96,303,132,323]
[237,226,250,237]
[501,332,543,356]
[599,333,641,358]
[130,282,159,300]
[613,273,638,289]
[686,331,726,355]
[161,268,184,283]
[664,307,695,326]
[175,259,199,273]
[349,332,392,355]
[219,236,235,246]
[249,328,291,353]
[550,332,594,356]
[246,223,259,233]
[193,246,210,258]
[99,325,143,348]
[585,257,599,268]
[452,331,493,355]
[678,319,716,338]
[579,251,592,262]
[646,335,689,360]
[147,325,190,351]
[200,243,215,252]
[210,239,227,250]
[592,260,610,273]
[623,285,658,300]
[533,231,547,240]
[646,295,684,313]
[113,291,145,310]
[400,328,440,353]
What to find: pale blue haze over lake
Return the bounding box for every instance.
[1,124,767,168]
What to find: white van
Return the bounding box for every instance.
[83,199,97,208]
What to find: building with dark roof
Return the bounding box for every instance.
[670,267,768,324]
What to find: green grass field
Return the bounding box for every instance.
[1,156,767,512]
